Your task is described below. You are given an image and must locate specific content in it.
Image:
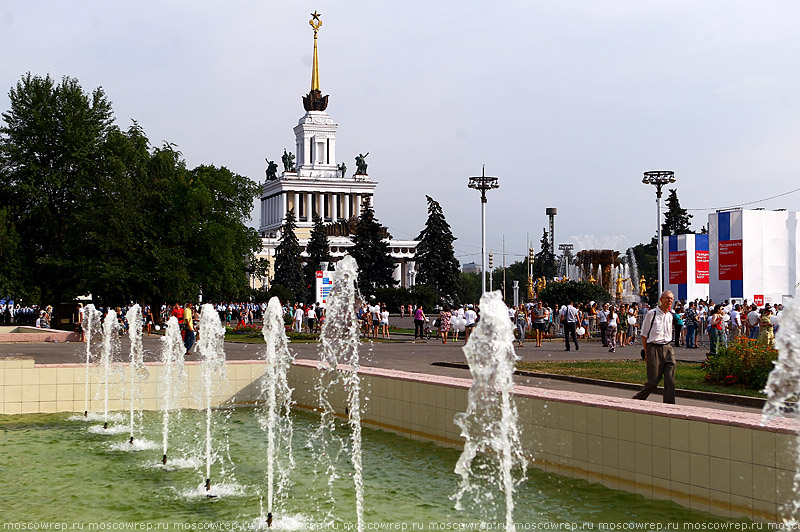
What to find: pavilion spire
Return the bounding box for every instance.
[303,11,329,111]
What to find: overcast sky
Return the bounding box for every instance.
[3,1,800,266]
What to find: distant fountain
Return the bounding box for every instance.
[310,255,364,530]
[453,291,527,529]
[626,249,641,300]
[197,304,227,494]
[82,304,101,417]
[160,317,185,465]
[101,310,121,430]
[125,305,147,444]
[762,300,800,523]
[258,297,295,525]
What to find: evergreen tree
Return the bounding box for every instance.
[532,228,557,279]
[304,214,333,297]
[350,200,396,297]
[662,188,693,236]
[274,208,307,302]
[414,195,461,302]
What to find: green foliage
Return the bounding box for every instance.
[629,241,658,306]
[274,209,307,302]
[537,281,612,308]
[414,196,460,302]
[409,284,440,312]
[701,337,778,390]
[374,286,410,313]
[304,214,332,295]
[459,272,481,304]
[350,201,396,298]
[0,74,261,308]
[0,207,23,297]
[492,260,530,306]
[532,228,557,279]
[662,188,693,236]
[0,73,113,304]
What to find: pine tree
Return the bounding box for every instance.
[350,200,396,297]
[273,208,307,302]
[304,214,333,296]
[414,196,461,302]
[662,188,693,236]
[532,228,557,279]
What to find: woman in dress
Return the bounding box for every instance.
[438,305,452,344]
[606,304,618,353]
[759,305,775,347]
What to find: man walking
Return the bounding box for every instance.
[560,300,580,352]
[633,290,676,404]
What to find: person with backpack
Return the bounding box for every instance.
[633,290,676,404]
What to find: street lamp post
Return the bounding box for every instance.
[468,165,499,295]
[642,170,676,297]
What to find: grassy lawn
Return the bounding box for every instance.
[515,360,766,399]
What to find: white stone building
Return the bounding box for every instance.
[252,14,417,291]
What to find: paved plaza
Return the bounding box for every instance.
[0,315,761,415]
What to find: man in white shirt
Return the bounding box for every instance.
[293,304,304,333]
[559,301,580,352]
[746,304,760,339]
[633,290,676,404]
[729,305,742,339]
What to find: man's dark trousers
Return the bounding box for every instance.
[563,321,579,351]
[599,321,608,347]
[633,343,676,404]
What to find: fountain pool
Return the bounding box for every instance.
[0,408,742,527]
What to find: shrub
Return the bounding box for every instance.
[701,337,777,390]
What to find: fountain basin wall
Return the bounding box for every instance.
[0,326,80,342]
[0,356,796,522]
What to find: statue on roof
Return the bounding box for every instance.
[282,149,296,172]
[355,152,369,175]
[338,161,347,178]
[265,158,278,180]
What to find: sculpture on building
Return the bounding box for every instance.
[282,149,296,172]
[639,276,647,297]
[526,277,535,301]
[338,161,347,178]
[355,152,369,175]
[265,158,278,180]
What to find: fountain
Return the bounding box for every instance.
[453,290,527,528]
[160,316,185,465]
[310,255,364,530]
[762,299,800,523]
[258,297,295,526]
[197,303,227,494]
[125,304,147,444]
[81,304,101,417]
[100,309,120,430]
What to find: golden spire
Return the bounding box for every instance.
[310,11,322,92]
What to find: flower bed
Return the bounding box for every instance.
[701,337,777,390]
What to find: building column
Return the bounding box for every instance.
[332,193,339,221]
[294,192,300,221]
[280,192,286,223]
[343,193,350,220]
[355,194,361,217]
[306,192,312,221]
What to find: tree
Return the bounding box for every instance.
[629,241,657,306]
[304,214,332,295]
[538,281,612,309]
[350,200,396,297]
[532,228,557,280]
[413,196,460,302]
[662,188,693,236]
[274,209,306,302]
[0,73,113,308]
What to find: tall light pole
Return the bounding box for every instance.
[468,165,499,294]
[642,170,676,297]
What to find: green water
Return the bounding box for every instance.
[0,409,748,529]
